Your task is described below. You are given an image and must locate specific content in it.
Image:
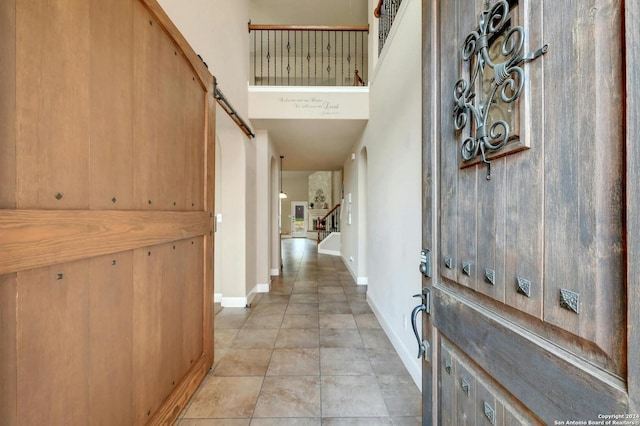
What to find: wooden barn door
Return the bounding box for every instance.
[420,0,638,423]
[0,1,215,424]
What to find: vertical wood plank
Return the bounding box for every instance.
[455,0,478,291]
[439,0,459,285]
[16,261,90,424]
[133,244,169,425]
[15,0,90,209]
[183,238,204,370]
[89,252,134,425]
[0,0,16,209]
[0,274,17,425]
[455,358,476,426]
[161,241,187,391]
[440,340,457,426]
[90,0,134,210]
[421,0,438,421]
[503,0,545,320]
[626,0,640,413]
[203,76,216,367]
[476,379,503,426]
[133,2,167,210]
[542,0,625,375]
[178,58,206,211]
[476,157,506,302]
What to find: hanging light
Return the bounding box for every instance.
[279,155,288,199]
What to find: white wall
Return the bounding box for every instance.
[341,0,422,388]
[158,0,255,307]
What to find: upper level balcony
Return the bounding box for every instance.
[246,0,404,171]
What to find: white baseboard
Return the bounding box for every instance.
[214,293,222,303]
[318,248,341,256]
[270,268,280,276]
[341,255,368,286]
[256,283,270,293]
[367,292,422,391]
[221,297,248,308]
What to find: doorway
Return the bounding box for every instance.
[290,201,307,238]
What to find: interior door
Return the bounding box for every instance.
[420,0,637,423]
[291,201,307,238]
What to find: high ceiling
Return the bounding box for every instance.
[249,0,370,172]
[250,0,368,26]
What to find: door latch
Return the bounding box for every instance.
[419,249,432,278]
[411,289,431,361]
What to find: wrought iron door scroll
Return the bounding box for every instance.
[452,0,547,180]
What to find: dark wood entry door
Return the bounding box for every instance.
[420,0,639,423]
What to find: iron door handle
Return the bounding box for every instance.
[411,292,430,359]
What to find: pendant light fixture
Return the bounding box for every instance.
[279,155,288,199]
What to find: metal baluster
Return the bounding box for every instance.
[267,30,270,85]
[253,30,256,84]
[341,31,344,85]
[354,32,358,84]
[361,32,365,83]
[321,31,323,85]
[287,31,291,86]
[307,31,310,85]
[348,31,351,84]
[334,31,337,86]
[280,30,283,85]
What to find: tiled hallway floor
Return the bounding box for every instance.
[178,238,422,425]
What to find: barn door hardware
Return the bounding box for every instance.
[410,289,431,360]
[452,0,548,180]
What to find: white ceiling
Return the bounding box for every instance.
[252,118,367,170]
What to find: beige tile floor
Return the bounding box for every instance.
[177,238,422,425]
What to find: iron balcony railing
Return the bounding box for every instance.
[249,24,369,86]
[374,0,403,55]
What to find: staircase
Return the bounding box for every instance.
[317,204,341,243]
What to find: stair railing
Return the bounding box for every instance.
[317,204,341,243]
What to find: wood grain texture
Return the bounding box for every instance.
[0,210,210,275]
[454,0,478,292]
[89,252,134,425]
[182,238,204,370]
[542,0,625,375]
[0,274,17,425]
[455,354,476,426]
[90,0,134,210]
[203,76,216,368]
[626,0,640,413]
[0,0,16,209]
[139,0,210,90]
[438,0,458,286]
[16,260,90,424]
[503,0,544,320]
[439,340,457,426]
[133,245,168,425]
[421,0,437,421]
[434,285,627,423]
[15,0,91,209]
